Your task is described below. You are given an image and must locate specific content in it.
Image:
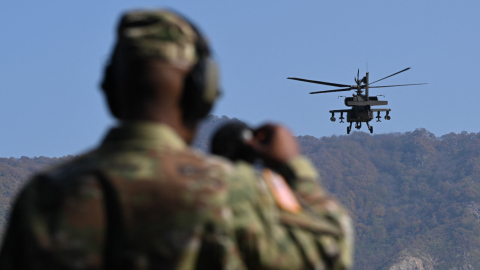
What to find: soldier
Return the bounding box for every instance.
[0,9,353,270]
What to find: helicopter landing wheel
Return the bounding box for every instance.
[347,126,351,134]
[369,126,373,134]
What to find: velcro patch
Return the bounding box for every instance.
[262,169,302,214]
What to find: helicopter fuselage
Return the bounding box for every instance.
[344,94,387,122]
[329,93,391,133]
[346,106,374,122]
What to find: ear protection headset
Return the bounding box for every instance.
[100,12,221,125]
[179,20,221,128]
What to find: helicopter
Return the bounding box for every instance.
[288,67,426,134]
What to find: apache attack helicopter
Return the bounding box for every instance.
[288,67,426,134]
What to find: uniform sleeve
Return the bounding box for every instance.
[228,159,353,270]
[0,176,106,270]
[287,156,354,269]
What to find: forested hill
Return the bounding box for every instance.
[0,156,73,238]
[299,129,480,270]
[1,115,480,269]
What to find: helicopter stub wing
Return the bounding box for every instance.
[371,108,391,112]
[329,109,351,113]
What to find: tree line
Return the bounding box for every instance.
[1,116,480,269]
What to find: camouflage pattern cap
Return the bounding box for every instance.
[115,9,199,68]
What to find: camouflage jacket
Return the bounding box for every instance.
[0,122,353,270]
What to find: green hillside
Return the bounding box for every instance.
[1,116,480,269]
[299,130,480,269]
[0,156,73,237]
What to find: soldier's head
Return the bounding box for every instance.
[101,9,220,141]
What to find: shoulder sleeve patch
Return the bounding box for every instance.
[262,169,302,214]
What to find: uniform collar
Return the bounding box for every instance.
[101,121,188,150]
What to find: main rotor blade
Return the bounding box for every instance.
[368,67,411,85]
[309,87,355,94]
[288,77,351,88]
[369,83,428,89]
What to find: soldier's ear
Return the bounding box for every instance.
[101,62,122,119]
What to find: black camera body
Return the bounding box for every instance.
[210,122,258,164]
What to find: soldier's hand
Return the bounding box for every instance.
[247,124,300,167]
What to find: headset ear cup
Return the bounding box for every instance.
[181,57,220,127]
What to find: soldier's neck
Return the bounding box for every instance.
[123,108,196,145]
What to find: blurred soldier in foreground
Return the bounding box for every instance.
[0,9,353,270]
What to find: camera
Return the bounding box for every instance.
[210,121,258,163]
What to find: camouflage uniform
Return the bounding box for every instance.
[0,10,353,270]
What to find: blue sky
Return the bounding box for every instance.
[1,1,479,157]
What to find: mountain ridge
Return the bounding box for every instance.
[1,115,479,270]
